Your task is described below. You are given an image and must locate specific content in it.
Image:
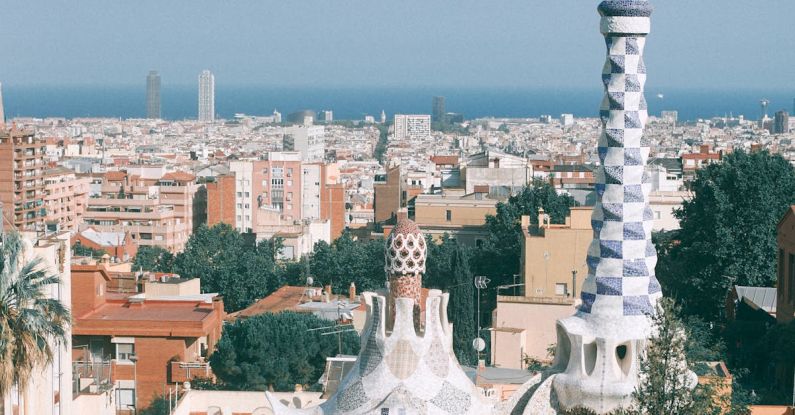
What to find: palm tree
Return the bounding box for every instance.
[0,232,71,413]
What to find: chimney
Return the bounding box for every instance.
[521,215,530,230]
[324,284,332,302]
[537,208,546,229]
[349,282,357,302]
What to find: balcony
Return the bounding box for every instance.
[72,352,113,398]
[170,361,212,383]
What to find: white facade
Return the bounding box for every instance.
[284,125,325,162]
[393,114,431,141]
[301,164,322,221]
[560,113,574,127]
[198,70,215,122]
[229,161,253,232]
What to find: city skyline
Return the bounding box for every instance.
[0,0,793,90]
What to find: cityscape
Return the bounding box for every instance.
[0,1,794,415]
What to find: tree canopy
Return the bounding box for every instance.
[209,311,359,391]
[658,150,795,320]
[309,233,385,294]
[132,245,175,273]
[173,224,283,312]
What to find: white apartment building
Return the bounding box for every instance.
[393,114,431,141]
[284,125,325,162]
[198,70,215,122]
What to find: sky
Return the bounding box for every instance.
[0,0,793,90]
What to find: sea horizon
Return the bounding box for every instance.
[3,84,793,123]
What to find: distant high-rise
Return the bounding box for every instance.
[380,110,386,124]
[146,71,161,119]
[198,70,215,122]
[432,96,445,123]
[774,110,790,134]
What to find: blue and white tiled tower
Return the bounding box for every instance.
[551,1,661,413]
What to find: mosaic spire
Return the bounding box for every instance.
[580,0,661,321]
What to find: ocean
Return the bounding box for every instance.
[3,85,793,123]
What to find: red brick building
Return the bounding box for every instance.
[206,174,236,227]
[71,261,225,411]
[71,227,137,261]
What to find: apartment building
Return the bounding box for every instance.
[490,208,592,368]
[0,129,47,232]
[462,150,532,195]
[83,166,198,252]
[212,155,346,241]
[284,125,325,162]
[71,261,225,412]
[44,167,90,234]
[393,114,431,141]
[412,191,497,247]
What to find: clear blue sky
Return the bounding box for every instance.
[1,0,793,90]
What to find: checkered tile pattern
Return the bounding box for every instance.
[580,29,662,317]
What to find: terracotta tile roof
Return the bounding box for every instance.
[231,286,309,319]
[431,155,459,166]
[162,171,196,182]
[104,171,127,181]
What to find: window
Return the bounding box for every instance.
[237,203,242,209]
[287,168,293,177]
[654,211,661,219]
[236,192,242,197]
[244,192,250,198]
[118,388,135,407]
[262,168,268,175]
[272,178,284,188]
[244,204,249,209]
[446,210,452,222]
[262,180,268,187]
[116,343,134,362]
[286,192,293,202]
[287,180,293,187]
[555,283,568,296]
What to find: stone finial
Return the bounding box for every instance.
[598,0,653,17]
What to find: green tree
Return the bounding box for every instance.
[0,232,71,411]
[132,245,175,273]
[71,241,106,258]
[209,311,359,391]
[173,224,282,312]
[309,233,385,293]
[660,150,795,320]
[193,185,208,232]
[448,243,477,366]
[634,298,723,415]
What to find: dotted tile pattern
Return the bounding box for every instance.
[385,219,427,277]
[581,5,662,318]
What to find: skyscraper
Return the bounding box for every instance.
[432,96,445,123]
[146,71,161,119]
[774,110,790,134]
[198,70,215,122]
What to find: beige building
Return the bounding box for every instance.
[491,207,593,369]
[648,190,690,231]
[83,168,198,252]
[44,167,90,234]
[412,191,497,246]
[522,207,592,298]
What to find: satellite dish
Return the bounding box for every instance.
[474,276,491,290]
[473,338,486,352]
[306,276,314,286]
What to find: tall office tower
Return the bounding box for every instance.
[146,70,161,119]
[393,114,431,140]
[432,95,445,123]
[198,70,215,122]
[760,99,770,120]
[552,2,689,413]
[380,109,386,124]
[774,110,790,134]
